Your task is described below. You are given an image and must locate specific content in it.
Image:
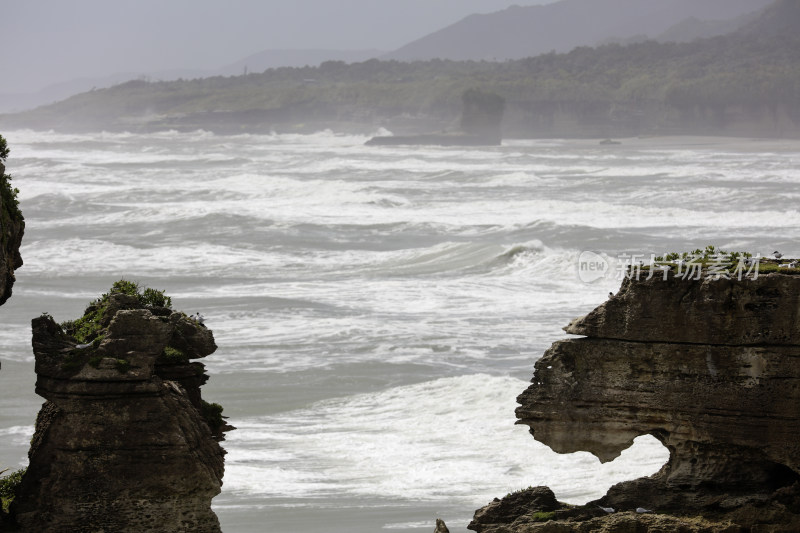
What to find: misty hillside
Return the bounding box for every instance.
[383,0,773,61]
[739,0,800,36]
[2,0,798,138]
[215,49,383,77]
[652,12,757,44]
[0,49,384,114]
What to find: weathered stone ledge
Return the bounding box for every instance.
[470,272,800,532]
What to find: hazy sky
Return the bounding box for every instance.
[1,0,555,93]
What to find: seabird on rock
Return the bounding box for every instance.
[597,505,615,514]
[779,261,798,269]
[635,507,652,513]
[76,343,92,349]
[196,312,205,325]
[608,292,614,298]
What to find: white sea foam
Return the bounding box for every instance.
[2,130,799,528]
[223,375,668,504]
[19,238,285,276]
[382,521,445,530]
[0,426,35,449]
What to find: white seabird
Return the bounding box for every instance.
[774,251,783,259]
[597,505,615,514]
[636,507,652,513]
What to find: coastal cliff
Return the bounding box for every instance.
[0,135,24,529]
[471,271,800,532]
[1,139,25,305]
[9,282,229,532]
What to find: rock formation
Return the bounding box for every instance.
[471,271,800,532]
[0,135,24,529]
[366,88,505,146]
[10,282,229,533]
[1,151,25,306]
[459,89,505,144]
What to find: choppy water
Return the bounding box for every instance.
[1,129,799,532]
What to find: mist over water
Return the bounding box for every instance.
[1,129,799,532]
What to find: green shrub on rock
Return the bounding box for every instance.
[200,400,225,434]
[0,134,21,222]
[0,468,25,513]
[61,279,173,343]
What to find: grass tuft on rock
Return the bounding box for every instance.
[531,511,556,522]
[160,346,188,364]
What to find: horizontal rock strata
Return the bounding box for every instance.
[12,291,227,533]
[471,272,800,532]
[565,273,800,345]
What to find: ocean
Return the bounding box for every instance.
[1,129,799,532]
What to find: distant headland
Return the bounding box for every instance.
[1,0,799,139]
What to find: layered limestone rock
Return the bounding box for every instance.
[0,159,25,306]
[471,272,800,532]
[563,272,800,345]
[11,286,228,533]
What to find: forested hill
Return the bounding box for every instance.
[3,0,799,138]
[383,0,772,62]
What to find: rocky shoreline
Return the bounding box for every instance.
[466,270,800,532]
[5,124,800,532]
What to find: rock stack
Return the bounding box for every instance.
[12,287,228,533]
